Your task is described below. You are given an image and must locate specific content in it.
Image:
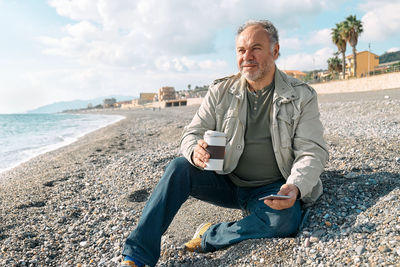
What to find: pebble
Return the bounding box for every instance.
[304,238,311,248]
[296,255,304,265]
[355,245,365,255]
[345,172,358,179]
[378,245,391,253]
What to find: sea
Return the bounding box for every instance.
[0,113,125,174]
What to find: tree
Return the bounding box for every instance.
[342,15,363,77]
[327,55,342,79]
[304,72,313,83]
[331,22,347,79]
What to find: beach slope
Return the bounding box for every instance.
[1,89,399,266]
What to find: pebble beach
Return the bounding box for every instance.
[0,88,399,267]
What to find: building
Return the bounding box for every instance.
[139,93,157,104]
[346,51,379,78]
[158,86,176,101]
[115,100,133,109]
[282,70,306,80]
[103,98,116,108]
[140,93,157,103]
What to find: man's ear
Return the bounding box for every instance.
[273,44,280,59]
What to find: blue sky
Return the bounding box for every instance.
[1,0,399,113]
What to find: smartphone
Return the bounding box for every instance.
[258,194,291,200]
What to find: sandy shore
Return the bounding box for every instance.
[0,88,399,266]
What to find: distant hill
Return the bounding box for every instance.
[28,95,135,113]
[379,51,400,64]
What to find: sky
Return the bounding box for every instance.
[1,0,400,114]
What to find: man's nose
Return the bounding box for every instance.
[243,50,254,60]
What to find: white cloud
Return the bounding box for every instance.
[38,0,334,75]
[307,28,332,46]
[48,0,102,22]
[65,21,101,40]
[386,47,400,53]
[3,0,338,113]
[279,28,332,54]
[360,1,400,41]
[358,0,396,12]
[277,47,334,71]
[280,37,302,50]
[154,56,229,72]
[45,0,331,59]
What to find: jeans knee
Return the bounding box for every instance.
[254,205,301,237]
[162,157,193,184]
[270,216,300,237]
[167,157,191,171]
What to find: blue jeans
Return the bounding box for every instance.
[122,157,301,266]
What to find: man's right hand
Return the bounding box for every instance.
[192,139,210,168]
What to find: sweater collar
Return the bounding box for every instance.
[228,67,299,103]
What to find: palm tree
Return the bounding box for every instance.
[331,22,347,79]
[327,55,342,79]
[342,15,363,77]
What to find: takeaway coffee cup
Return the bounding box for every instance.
[203,130,226,171]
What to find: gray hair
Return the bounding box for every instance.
[237,20,279,52]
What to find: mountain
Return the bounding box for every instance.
[28,95,135,113]
[379,51,400,64]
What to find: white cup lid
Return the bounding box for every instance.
[204,130,226,137]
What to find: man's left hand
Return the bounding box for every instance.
[264,184,299,210]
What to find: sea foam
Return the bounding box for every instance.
[0,113,124,173]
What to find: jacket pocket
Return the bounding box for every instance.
[277,114,294,148]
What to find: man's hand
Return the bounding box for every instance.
[264,184,299,210]
[192,139,210,168]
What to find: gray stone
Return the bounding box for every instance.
[355,245,365,255]
[345,172,358,179]
[296,255,304,265]
[304,238,311,248]
[312,229,325,238]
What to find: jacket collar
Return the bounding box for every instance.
[273,67,299,103]
[228,67,299,103]
[228,74,247,99]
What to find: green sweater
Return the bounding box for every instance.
[229,81,283,187]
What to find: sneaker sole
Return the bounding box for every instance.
[192,222,211,239]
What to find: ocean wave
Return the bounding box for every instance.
[0,113,124,174]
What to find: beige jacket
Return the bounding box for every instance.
[180,68,329,204]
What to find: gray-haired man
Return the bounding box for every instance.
[121,19,328,267]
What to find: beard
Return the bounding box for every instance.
[240,60,274,82]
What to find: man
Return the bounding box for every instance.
[121,19,328,267]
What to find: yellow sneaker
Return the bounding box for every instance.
[120,259,147,267]
[120,260,141,267]
[184,222,212,252]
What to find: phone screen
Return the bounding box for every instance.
[258,194,291,200]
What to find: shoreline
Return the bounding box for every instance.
[0,113,125,175]
[0,90,399,266]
